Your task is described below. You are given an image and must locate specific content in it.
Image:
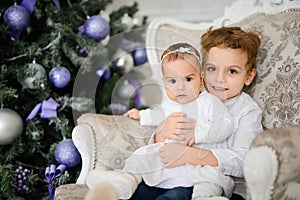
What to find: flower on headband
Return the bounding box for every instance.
[178,47,191,53]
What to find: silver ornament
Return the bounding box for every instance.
[22,60,46,89]
[0,109,23,145]
[111,50,134,74]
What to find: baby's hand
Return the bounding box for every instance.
[123,108,140,120]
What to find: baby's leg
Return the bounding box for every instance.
[85,169,141,200]
[192,182,228,200]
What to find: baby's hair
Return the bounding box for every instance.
[160,43,201,71]
[201,26,261,72]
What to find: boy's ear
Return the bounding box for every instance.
[245,68,256,86]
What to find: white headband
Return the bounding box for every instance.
[161,47,201,62]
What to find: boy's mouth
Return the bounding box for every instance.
[211,86,228,91]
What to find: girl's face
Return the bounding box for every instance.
[163,59,202,104]
[202,47,256,101]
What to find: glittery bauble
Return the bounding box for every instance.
[22,61,46,89]
[84,15,110,41]
[111,50,134,74]
[54,139,81,168]
[0,109,23,145]
[133,46,148,66]
[49,66,71,88]
[4,5,31,31]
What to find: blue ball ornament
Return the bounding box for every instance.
[4,5,31,31]
[133,46,148,66]
[55,139,81,168]
[49,66,71,88]
[84,15,110,41]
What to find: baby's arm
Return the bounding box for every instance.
[123,108,140,120]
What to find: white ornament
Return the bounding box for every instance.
[0,108,23,145]
[121,13,133,30]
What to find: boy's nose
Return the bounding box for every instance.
[217,72,226,82]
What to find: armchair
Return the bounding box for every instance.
[55,2,300,200]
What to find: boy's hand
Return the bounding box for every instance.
[184,133,195,147]
[159,143,189,168]
[123,108,140,120]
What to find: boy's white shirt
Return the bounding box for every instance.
[144,91,263,198]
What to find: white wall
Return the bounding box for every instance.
[106,0,237,23]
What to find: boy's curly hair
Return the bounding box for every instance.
[201,26,261,72]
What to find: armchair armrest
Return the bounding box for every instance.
[244,127,300,200]
[72,113,156,184]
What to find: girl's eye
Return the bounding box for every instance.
[169,79,176,84]
[186,77,192,82]
[229,69,238,74]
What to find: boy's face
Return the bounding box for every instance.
[202,47,256,101]
[163,59,202,104]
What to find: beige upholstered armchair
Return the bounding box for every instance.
[55,2,300,199]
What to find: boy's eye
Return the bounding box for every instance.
[206,65,216,72]
[186,77,192,82]
[228,69,238,74]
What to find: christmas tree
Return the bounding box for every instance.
[0,0,148,199]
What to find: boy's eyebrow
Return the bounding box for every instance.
[204,63,243,69]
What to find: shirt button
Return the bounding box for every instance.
[221,168,226,173]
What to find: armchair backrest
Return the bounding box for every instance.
[146,9,300,130]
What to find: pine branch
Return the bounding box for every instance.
[5,33,62,61]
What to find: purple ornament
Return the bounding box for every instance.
[133,46,148,66]
[4,5,31,31]
[49,66,71,88]
[84,15,110,41]
[96,66,111,80]
[54,139,81,168]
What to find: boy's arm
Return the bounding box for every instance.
[210,106,263,177]
[160,106,263,177]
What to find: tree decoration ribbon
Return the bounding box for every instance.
[21,0,61,14]
[26,97,60,120]
[45,164,66,200]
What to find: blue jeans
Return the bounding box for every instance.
[130,180,193,200]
